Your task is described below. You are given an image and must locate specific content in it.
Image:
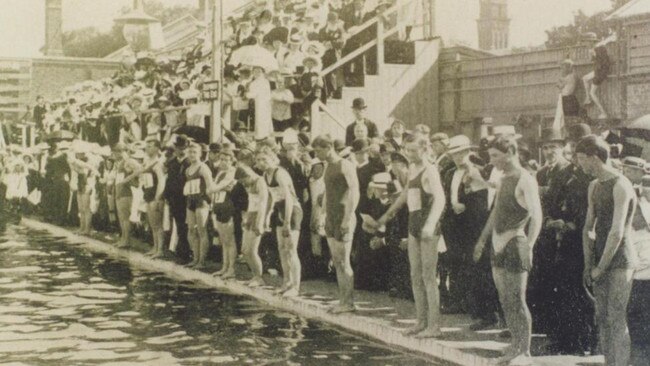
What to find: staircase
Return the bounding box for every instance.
[316,40,441,139]
[311,0,442,140]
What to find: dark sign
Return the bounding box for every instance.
[202,80,220,101]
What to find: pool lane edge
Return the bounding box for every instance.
[21,218,492,366]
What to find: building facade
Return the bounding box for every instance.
[477,0,510,51]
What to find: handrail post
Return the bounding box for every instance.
[310,100,321,137]
[21,125,27,148]
[377,17,384,75]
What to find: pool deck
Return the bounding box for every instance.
[21,218,604,366]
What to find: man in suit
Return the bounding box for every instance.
[528,128,572,334]
[340,0,367,86]
[440,135,492,318]
[322,38,345,99]
[164,135,192,263]
[33,96,47,131]
[345,98,378,146]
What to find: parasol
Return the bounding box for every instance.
[229,44,279,72]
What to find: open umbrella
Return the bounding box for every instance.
[229,44,279,72]
[45,130,76,142]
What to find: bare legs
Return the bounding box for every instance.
[405,234,442,338]
[583,72,607,118]
[115,197,132,247]
[214,219,236,278]
[594,269,634,366]
[241,229,264,286]
[326,237,355,313]
[187,205,209,268]
[493,267,532,364]
[276,229,301,297]
[146,200,165,257]
[77,192,92,235]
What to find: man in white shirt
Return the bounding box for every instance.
[246,66,273,141]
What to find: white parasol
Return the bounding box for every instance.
[229,44,279,72]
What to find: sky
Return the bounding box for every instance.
[0,0,614,58]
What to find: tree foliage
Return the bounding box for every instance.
[62,0,200,58]
[544,10,612,49]
[544,0,633,49]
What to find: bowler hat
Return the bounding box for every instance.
[540,128,565,144]
[351,138,370,153]
[174,135,189,149]
[209,143,222,153]
[351,97,367,110]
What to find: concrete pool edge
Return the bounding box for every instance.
[21,218,492,366]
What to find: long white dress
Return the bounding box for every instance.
[246,76,273,141]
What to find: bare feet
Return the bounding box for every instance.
[274,285,290,295]
[186,260,198,267]
[247,278,265,287]
[414,327,443,339]
[282,288,299,298]
[220,272,235,279]
[508,353,532,366]
[493,346,519,365]
[328,304,356,314]
[402,324,426,336]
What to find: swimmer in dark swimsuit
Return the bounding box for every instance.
[474,136,543,366]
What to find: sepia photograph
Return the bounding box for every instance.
[0,0,649,365]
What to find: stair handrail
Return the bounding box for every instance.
[319,26,400,77]
[315,100,347,131]
[319,0,414,78]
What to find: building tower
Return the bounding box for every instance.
[43,0,64,56]
[477,0,510,51]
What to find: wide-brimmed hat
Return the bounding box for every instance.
[131,149,147,160]
[289,34,303,45]
[302,55,321,67]
[540,128,565,144]
[622,156,646,170]
[351,97,367,110]
[491,125,522,139]
[447,135,475,155]
[430,132,449,144]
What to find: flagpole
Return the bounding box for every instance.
[210,0,223,143]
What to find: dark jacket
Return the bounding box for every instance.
[345,119,379,146]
